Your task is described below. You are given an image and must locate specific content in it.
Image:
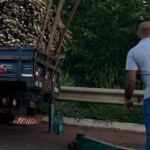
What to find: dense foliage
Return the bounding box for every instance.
[58,0,150,89]
[39,0,148,123]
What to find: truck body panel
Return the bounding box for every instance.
[0,47,60,117]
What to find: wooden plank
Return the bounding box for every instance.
[44,0,80,100]
[46,0,65,54]
[42,0,80,98]
[54,0,81,56]
[34,57,61,73]
[38,0,53,50]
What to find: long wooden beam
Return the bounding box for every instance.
[46,0,65,54]
[38,0,53,50]
[54,0,81,56]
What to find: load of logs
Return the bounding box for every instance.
[0,0,72,55]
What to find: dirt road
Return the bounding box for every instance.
[0,121,146,150]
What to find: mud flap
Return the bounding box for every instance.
[12,115,43,125]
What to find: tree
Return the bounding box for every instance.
[61,0,150,89]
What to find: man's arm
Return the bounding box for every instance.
[125,50,138,111]
[124,70,137,111]
[125,70,137,100]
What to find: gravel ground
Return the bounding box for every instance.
[0,121,146,150]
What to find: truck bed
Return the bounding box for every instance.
[0,47,60,93]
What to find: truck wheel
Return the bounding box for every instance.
[27,108,36,116]
[68,142,75,150]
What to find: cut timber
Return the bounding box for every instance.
[68,134,136,150]
[0,0,71,55]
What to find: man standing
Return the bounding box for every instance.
[125,21,150,150]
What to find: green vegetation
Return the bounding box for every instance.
[59,71,76,86]
[38,0,150,124]
[54,102,143,124]
[36,71,144,124]
[38,100,143,124]
[61,0,150,89]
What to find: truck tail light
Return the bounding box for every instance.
[36,67,41,77]
[1,98,9,105]
[45,74,49,80]
[0,68,7,73]
[36,71,41,77]
[0,64,12,73]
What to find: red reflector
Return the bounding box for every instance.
[2,98,9,105]
[45,74,49,80]
[36,71,41,77]
[0,68,7,73]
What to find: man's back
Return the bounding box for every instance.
[125,21,150,150]
[126,37,150,99]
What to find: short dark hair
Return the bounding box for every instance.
[139,27,150,35]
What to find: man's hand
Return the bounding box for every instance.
[124,99,133,112]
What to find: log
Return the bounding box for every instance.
[0,0,71,56]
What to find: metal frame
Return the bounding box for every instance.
[68,134,136,150]
[55,86,144,106]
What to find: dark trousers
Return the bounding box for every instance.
[143,98,150,150]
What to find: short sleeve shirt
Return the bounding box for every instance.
[125,37,150,99]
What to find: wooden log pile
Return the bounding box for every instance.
[0,0,71,55]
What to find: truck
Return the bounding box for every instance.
[0,0,80,124]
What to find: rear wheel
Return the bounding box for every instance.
[26,107,36,116]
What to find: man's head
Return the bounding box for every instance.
[137,21,150,39]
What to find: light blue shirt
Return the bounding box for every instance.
[126,37,150,99]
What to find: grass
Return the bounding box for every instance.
[37,70,144,124]
[58,102,143,124]
[59,71,76,86]
[37,100,144,124]
[37,101,143,124]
